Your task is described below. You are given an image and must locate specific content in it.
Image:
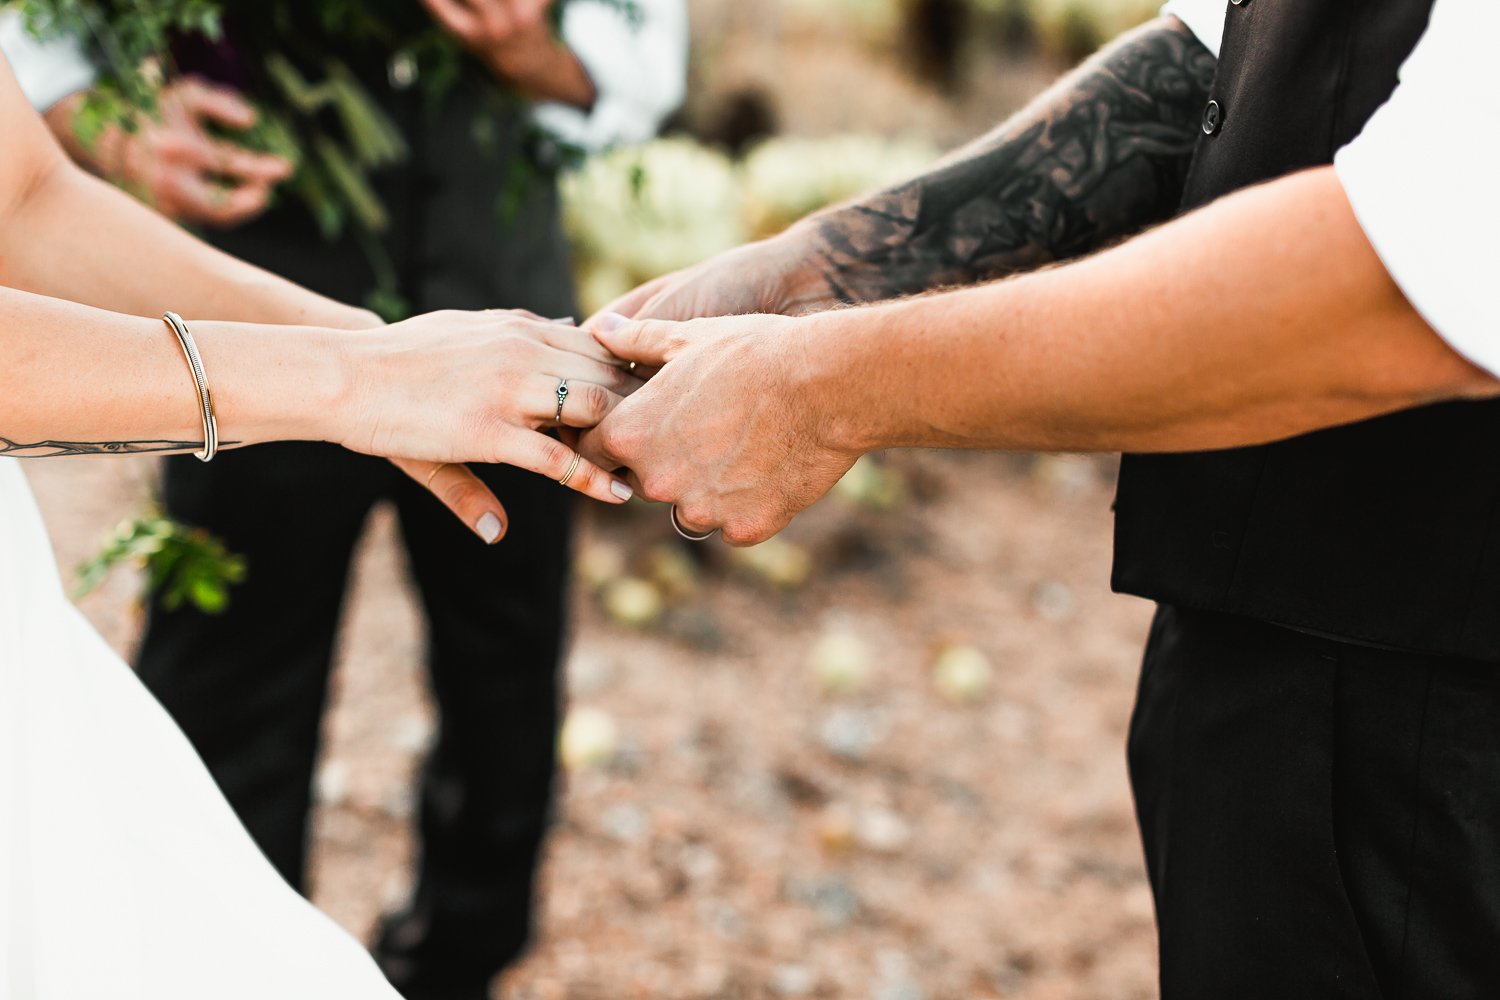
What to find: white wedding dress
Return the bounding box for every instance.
[0,457,398,998]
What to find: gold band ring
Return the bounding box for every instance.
[558,451,582,487]
[425,463,449,490]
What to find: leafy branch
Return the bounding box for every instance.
[73,507,246,614]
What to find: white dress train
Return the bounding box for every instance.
[0,458,398,998]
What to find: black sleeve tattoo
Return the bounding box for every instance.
[0,438,232,458]
[807,19,1217,303]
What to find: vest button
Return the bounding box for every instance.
[1202,100,1223,135]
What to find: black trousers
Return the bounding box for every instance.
[1129,605,1500,998]
[137,446,573,988]
[134,72,580,995]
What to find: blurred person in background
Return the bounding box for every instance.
[0,3,685,998]
[580,0,1500,995]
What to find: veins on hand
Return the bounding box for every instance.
[809,20,1217,303]
[0,438,228,458]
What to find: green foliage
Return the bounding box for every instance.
[73,509,246,614]
[17,0,642,305]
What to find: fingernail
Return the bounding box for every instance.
[477,511,502,543]
[610,480,634,502]
[550,316,575,325]
[593,311,630,333]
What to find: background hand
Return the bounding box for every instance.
[579,313,858,544]
[419,0,597,108]
[48,78,292,228]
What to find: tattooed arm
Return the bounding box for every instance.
[598,17,1216,321]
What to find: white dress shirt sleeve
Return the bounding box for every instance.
[1159,0,1227,58]
[533,0,688,153]
[1335,0,1500,375]
[0,9,96,112]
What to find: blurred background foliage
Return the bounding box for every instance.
[561,0,1162,313]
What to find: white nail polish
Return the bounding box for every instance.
[551,316,575,325]
[610,480,634,502]
[477,511,502,543]
[594,311,630,333]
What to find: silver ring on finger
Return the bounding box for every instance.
[558,451,582,487]
[671,504,718,542]
[555,379,569,423]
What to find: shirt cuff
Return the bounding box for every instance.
[534,0,687,153]
[1159,0,1226,58]
[0,10,96,112]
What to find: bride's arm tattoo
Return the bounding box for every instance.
[0,438,236,457]
[806,19,1216,303]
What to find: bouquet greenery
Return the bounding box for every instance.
[15,0,638,319]
[73,506,247,614]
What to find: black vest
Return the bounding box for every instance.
[1111,0,1500,659]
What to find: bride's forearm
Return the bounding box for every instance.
[0,64,373,332]
[0,162,378,331]
[0,287,346,457]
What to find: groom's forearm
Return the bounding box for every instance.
[785,17,1216,307]
[810,167,1497,455]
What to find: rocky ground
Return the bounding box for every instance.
[27,448,1159,1000]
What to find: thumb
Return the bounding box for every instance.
[588,312,685,368]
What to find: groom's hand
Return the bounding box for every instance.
[579,313,859,544]
[590,228,841,326]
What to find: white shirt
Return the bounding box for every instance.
[0,0,687,154]
[1162,0,1500,376]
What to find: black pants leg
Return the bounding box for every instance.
[135,444,390,888]
[1129,605,1500,999]
[373,463,574,993]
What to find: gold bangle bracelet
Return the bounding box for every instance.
[162,312,218,462]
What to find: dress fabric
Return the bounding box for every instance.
[0,457,397,998]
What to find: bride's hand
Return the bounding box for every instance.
[330,309,640,536]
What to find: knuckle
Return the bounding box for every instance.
[637,474,675,503]
[539,436,572,474]
[580,383,611,419]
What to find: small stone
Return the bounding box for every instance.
[819,707,888,761]
[728,537,812,589]
[603,576,664,628]
[932,644,993,703]
[575,539,627,591]
[566,647,616,696]
[600,802,649,842]
[770,964,816,997]
[1031,580,1076,621]
[644,542,699,600]
[808,629,873,693]
[559,706,618,770]
[1031,454,1094,495]
[856,806,911,853]
[662,603,725,650]
[834,454,906,509]
[388,714,434,753]
[816,802,856,853]
[314,759,350,808]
